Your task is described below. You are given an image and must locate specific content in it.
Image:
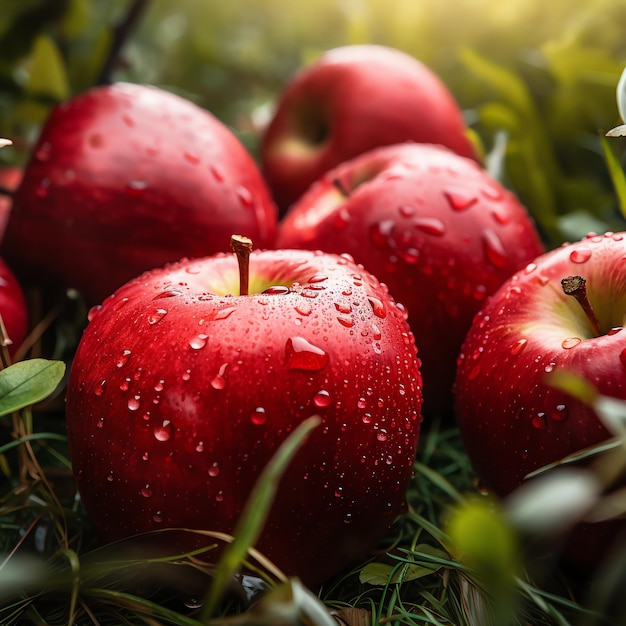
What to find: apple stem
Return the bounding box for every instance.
[231,235,253,296]
[332,177,350,198]
[561,275,601,336]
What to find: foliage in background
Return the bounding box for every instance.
[1,0,626,249]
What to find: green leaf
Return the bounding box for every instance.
[23,34,70,101]
[599,133,626,218]
[0,359,66,417]
[200,416,321,620]
[360,545,447,586]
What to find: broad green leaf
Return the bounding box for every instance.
[0,359,66,417]
[360,545,448,586]
[200,416,321,620]
[599,133,626,219]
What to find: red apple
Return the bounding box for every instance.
[1,83,278,304]
[276,143,544,416]
[0,257,28,359]
[261,44,479,213]
[455,231,626,497]
[65,242,423,586]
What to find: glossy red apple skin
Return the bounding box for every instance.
[276,143,544,416]
[0,257,28,358]
[65,249,423,586]
[1,83,278,304]
[455,232,626,497]
[261,44,479,213]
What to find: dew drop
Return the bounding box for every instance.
[369,219,394,248]
[106,471,114,482]
[148,308,167,324]
[153,511,163,523]
[251,407,267,425]
[544,362,557,373]
[94,381,106,396]
[263,285,290,295]
[562,337,582,349]
[215,307,237,320]
[551,404,568,421]
[125,180,148,196]
[127,396,140,411]
[399,204,415,218]
[208,463,220,476]
[211,363,228,390]
[444,188,478,211]
[570,248,592,264]
[154,420,172,441]
[87,305,102,322]
[483,229,508,268]
[190,334,208,350]
[195,441,204,452]
[524,263,537,274]
[511,338,528,355]
[184,151,200,165]
[336,314,354,328]
[97,417,104,429]
[532,414,546,430]
[141,485,153,498]
[295,302,312,316]
[210,164,225,182]
[154,380,165,392]
[314,389,332,408]
[414,216,445,236]
[377,429,388,442]
[367,296,387,318]
[116,349,132,368]
[608,327,623,336]
[285,336,329,371]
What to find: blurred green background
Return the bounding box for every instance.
[2,0,626,249]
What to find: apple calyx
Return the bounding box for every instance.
[561,275,601,337]
[230,234,253,296]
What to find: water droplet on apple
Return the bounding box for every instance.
[524,263,537,274]
[211,363,228,390]
[532,414,546,429]
[106,471,114,482]
[215,307,237,320]
[182,370,191,381]
[444,188,478,211]
[35,142,51,161]
[141,485,153,498]
[399,204,415,218]
[94,381,106,396]
[562,337,581,349]
[295,303,312,316]
[334,302,352,314]
[483,229,508,268]
[336,314,353,328]
[551,404,568,421]
[119,379,130,391]
[116,350,131,368]
[367,296,387,318]
[414,216,446,236]
[208,463,220,476]
[87,305,102,322]
[377,429,388,442]
[285,336,329,371]
[125,180,148,196]
[195,441,204,452]
[401,248,420,264]
[97,416,104,429]
[153,289,183,300]
[544,362,557,373]
[148,309,167,324]
[371,323,382,340]
[250,407,267,425]
[154,420,172,441]
[154,380,165,392]
[153,511,163,523]
[236,185,254,208]
[210,164,225,182]
[314,390,332,407]
[183,151,200,165]
[190,334,208,350]
[490,206,510,224]
[263,285,290,295]
[609,327,623,336]
[35,178,51,199]
[511,338,528,355]
[369,219,395,248]
[128,396,140,411]
[570,248,592,263]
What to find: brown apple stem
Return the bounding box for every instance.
[332,177,350,198]
[231,235,253,296]
[0,314,12,369]
[561,275,601,336]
